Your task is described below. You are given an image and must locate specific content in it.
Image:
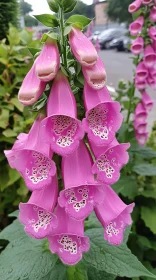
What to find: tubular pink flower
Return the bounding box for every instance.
[128,0,142,13]
[41,71,84,156]
[82,57,106,90]
[134,122,147,134]
[152,40,156,52]
[136,61,148,81]
[150,6,156,22]
[134,102,147,123]
[18,62,46,106]
[147,74,156,89]
[142,91,154,111]
[135,78,147,90]
[148,26,156,41]
[142,0,153,4]
[69,27,98,67]
[129,16,144,36]
[48,206,90,265]
[35,39,60,82]
[149,67,156,81]
[58,141,104,220]
[144,45,156,68]
[19,175,58,239]
[131,37,144,55]
[4,115,56,191]
[82,83,123,146]
[95,185,134,246]
[135,132,148,145]
[95,38,101,53]
[91,138,130,185]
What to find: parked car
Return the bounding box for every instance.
[109,36,132,52]
[98,28,127,49]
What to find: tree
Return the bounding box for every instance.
[20,0,33,16]
[107,0,132,24]
[0,0,19,40]
[65,0,94,19]
[25,15,38,27]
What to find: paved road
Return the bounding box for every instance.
[99,50,156,132]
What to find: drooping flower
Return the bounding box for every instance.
[150,6,156,22]
[135,131,148,145]
[135,77,147,90]
[91,138,130,185]
[41,71,84,156]
[82,83,123,146]
[4,115,56,191]
[128,0,142,13]
[129,16,144,36]
[58,141,104,220]
[149,67,156,81]
[134,102,147,124]
[69,27,98,67]
[134,122,147,134]
[148,26,156,41]
[147,73,156,89]
[48,206,90,265]
[135,61,148,81]
[82,57,106,90]
[142,0,153,4]
[19,175,58,239]
[144,45,156,68]
[142,91,154,111]
[95,184,134,245]
[130,37,144,55]
[35,39,60,82]
[18,62,46,106]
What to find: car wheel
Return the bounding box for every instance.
[105,42,110,49]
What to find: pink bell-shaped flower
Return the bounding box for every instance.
[82,83,123,146]
[58,141,104,220]
[148,26,156,41]
[19,175,58,239]
[142,91,154,111]
[150,6,156,22]
[147,73,156,89]
[130,37,144,55]
[82,57,106,90]
[18,62,46,106]
[135,78,147,90]
[41,71,84,156]
[142,0,153,4]
[134,102,147,123]
[136,61,148,81]
[69,27,98,67]
[129,16,144,36]
[48,206,90,265]
[128,0,142,13]
[95,38,101,53]
[95,184,134,245]
[4,115,56,191]
[91,138,130,185]
[134,122,147,134]
[144,45,156,68]
[135,132,148,146]
[149,67,156,81]
[35,39,60,82]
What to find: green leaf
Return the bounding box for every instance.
[130,144,156,159]
[87,267,115,280]
[7,25,20,46]
[0,164,9,191]
[0,45,8,58]
[28,47,41,56]
[0,219,58,280]
[58,0,77,13]
[0,109,9,129]
[112,175,138,199]
[66,15,92,29]
[139,190,156,199]
[117,123,129,143]
[7,168,21,188]
[41,263,67,280]
[67,264,88,280]
[8,210,19,218]
[2,128,17,138]
[41,32,58,43]
[34,14,59,27]
[31,93,48,112]
[141,206,156,234]
[64,25,72,36]
[47,0,59,13]
[10,97,24,112]
[83,228,156,278]
[133,163,156,176]
[85,212,101,230]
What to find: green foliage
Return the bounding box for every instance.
[65,0,94,19]
[107,0,132,24]
[66,15,92,30]
[34,14,59,27]
[0,25,41,229]
[20,0,33,16]
[24,15,38,27]
[0,0,19,39]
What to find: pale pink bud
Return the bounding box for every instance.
[128,0,142,13]
[18,62,46,106]
[148,26,156,41]
[135,132,148,145]
[136,61,148,81]
[131,37,144,55]
[134,102,147,123]
[149,67,156,81]
[142,91,154,111]
[147,73,156,89]
[135,78,147,90]
[35,39,60,82]
[69,27,98,67]
[129,16,144,36]
[150,6,156,22]
[82,57,106,90]
[134,123,147,133]
[142,0,153,4]
[144,45,156,68]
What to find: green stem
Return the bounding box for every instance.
[59,6,67,68]
[126,82,135,125]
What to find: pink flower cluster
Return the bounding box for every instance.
[5,27,134,265]
[129,0,155,145]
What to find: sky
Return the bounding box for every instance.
[27,0,93,15]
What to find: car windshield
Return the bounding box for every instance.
[98,29,126,39]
